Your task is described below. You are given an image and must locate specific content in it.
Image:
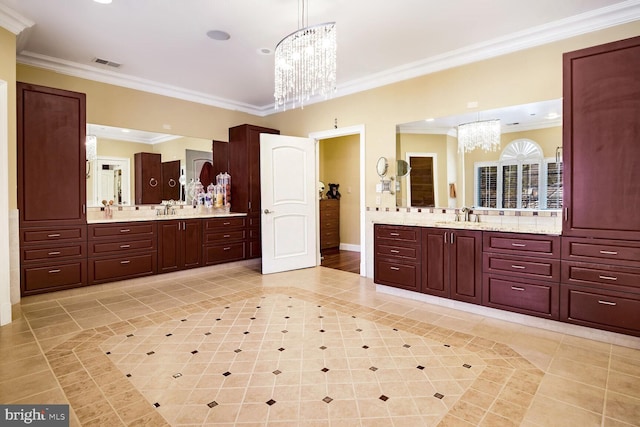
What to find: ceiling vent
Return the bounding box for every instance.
[92,57,121,68]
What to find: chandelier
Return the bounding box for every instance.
[457,119,501,153]
[274,0,336,109]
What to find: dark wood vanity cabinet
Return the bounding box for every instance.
[17,83,88,295]
[562,35,640,241]
[482,232,561,320]
[320,199,340,251]
[422,228,482,304]
[228,124,280,259]
[157,219,202,273]
[561,237,640,336]
[88,221,157,284]
[202,216,246,265]
[135,152,163,205]
[374,225,421,292]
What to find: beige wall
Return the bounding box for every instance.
[1,28,16,210]
[7,21,639,227]
[319,135,360,247]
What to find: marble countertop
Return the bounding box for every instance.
[372,219,561,235]
[87,209,247,224]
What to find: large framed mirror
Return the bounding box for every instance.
[86,124,213,206]
[395,99,562,210]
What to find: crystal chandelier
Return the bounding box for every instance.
[86,135,97,161]
[274,0,336,109]
[457,119,501,153]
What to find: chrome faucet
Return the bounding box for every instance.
[462,207,471,222]
[163,200,175,215]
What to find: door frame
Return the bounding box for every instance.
[309,125,366,277]
[0,80,11,325]
[92,156,131,206]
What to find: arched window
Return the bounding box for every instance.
[474,139,562,209]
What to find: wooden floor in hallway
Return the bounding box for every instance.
[320,248,360,274]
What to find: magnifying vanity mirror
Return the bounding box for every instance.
[397,160,411,177]
[395,99,563,210]
[376,156,389,178]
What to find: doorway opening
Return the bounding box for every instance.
[310,125,365,276]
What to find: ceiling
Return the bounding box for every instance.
[2,0,639,116]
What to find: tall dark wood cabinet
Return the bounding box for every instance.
[17,82,88,295]
[228,124,280,259]
[320,199,340,251]
[561,35,640,337]
[135,152,162,204]
[562,35,640,240]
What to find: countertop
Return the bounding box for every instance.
[371,219,562,235]
[87,209,247,224]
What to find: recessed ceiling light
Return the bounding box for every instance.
[425,118,435,122]
[257,47,272,55]
[94,0,112,4]
[206,30,231,41]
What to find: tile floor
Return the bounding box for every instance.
[1,261,640,426]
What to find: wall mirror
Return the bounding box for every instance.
[86,124,212,207]
[395,99,562,210]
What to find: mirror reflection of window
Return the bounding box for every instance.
[474,139,562,210]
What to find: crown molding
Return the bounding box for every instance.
[334,0,640,103]
[13,0,640,117]
[17,51,266,117]
[0,3,34,35]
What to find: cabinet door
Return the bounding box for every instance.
[157,220,180,273]
[17,83,86,227]
[135,152,162,204]
[450,229,483,304]
[183,219,202,269]
[162,160,181,201]
[421,228,448,298]
[563,36,640,240]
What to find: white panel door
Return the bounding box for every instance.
[260,133,316,274]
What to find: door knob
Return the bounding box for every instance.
[264,209,273,214]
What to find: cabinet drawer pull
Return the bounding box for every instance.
[511,286,525,291]
[389,249,400,254]
[599,275,617,281]
[120,244,131,249]
[47,233,61,238]
[120,229,131,233]
[389,232,400,237]
[511,243,526,247]
[598,300,617,306]
[600,250,618,255]
[120,260,130,265]
[223,222,231,225]
[223,234,231,238]
[511,265,526,269]
[223,247,231,251]
[48,251,61,255]
[389,266,400,271]
[48,269,61,273]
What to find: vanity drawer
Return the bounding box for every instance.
[89,222,157,240]
[89,253,156,284]
[203,216,246,232]
[560,284,640,336]
[376,243,419,262]
[22,260,86,294]
[375,225,420,243]
[202,242,246,265]
[89,238,156,256]
[562,237,640,268]
[374,259,421,292]
[483,253,559,281]
[203,229,246,244]
[483,274,559,319]
[22,242,86,263]
[21,226,86,244]
[561,261,640,293]
[483,232,560,258]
